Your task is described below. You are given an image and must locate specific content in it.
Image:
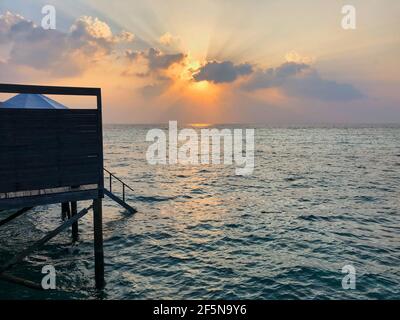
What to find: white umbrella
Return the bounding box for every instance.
[1,93,68,109]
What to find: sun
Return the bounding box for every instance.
[180,59,216,94]
[190,80,209,91]
[161,54,221,107]
[176,57,202,82]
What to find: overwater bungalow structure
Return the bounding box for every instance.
[1,93,69,109]
[0,83,136,290]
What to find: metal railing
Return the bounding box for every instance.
[104,168,134,202]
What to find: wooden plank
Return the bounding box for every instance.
[0,273,43,290]
[0,162,98,175]
[0,83,100,96]
[0,170,100,193]
[0,207,33,227]
[0,114,97,121]
[0,173,100,192]
[1,112,97,120]
[0,123,97,131]
[9,179,60,193]
[0,127,97,134]
[0,128,98,137]
[0,145,100,157]
[0,109,96,113]
[0,175,99,191]
[1,155,99,166]
[1,141,96,149]
[0,110,97,119]
[0,121,98,130]
[60,174,100,186]
[0,152,99,162]
[0,162,99,178]
[0,156,99,170]
[0,190,99,210]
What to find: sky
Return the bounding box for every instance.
[0,0,399,124]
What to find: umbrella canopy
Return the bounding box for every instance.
[1,93,68,109]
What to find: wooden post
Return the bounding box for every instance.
[0,207,33,227]
[61,202,70,220]
[71,201,78,242]
[61,202,66,220]
[93,198,104,289]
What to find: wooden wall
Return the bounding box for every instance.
[0,109,102,194]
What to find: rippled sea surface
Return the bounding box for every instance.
[1,124,399,299]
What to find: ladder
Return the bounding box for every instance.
[103,168,137,214]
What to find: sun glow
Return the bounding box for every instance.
[185,79,220,103]
[163,56,221,105]
[190,80,209,91]
[189,123,212,128]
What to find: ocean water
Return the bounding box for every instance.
[0,124,399,299]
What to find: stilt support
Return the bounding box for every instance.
[0,207,33,227]
[93,198,104,289]
[71,201,79,242]
[0,273,43,291]
[61,202,71,220]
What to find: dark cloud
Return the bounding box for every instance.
[147,48,185,70]
[242,62,310,90]
[125,47,186,71]
[275,62,310,78]
[193,60,253,83]
[242,62,363,101]
[284,73,364,101]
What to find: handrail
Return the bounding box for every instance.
[103,168,134,202]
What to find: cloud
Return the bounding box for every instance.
[0,11,364,104]
[284,72,364,101]
[193,60,253,83]
[159,32,181,47]
[146,48,185,70]
[242,62,310,91]
[125,47,186,73]
[117,30,135,43]
[285,51,314,64]
[69,16,134,54]
[0,11,134,77]
[124,47,186,97]
[0,11,25,43]
[141,78,172,98]
[242,61,363,101]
